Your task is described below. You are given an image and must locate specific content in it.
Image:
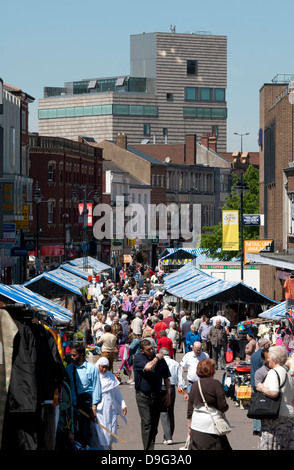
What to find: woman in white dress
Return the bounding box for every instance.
[93,357,127,450]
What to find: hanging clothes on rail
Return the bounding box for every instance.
[1,311,66,451]
[0,309,19,450]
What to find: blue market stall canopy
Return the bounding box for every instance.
[163,264,277,305]
[0,283,72,325]
[66,256,111,273]
[258,301,286,320]
[23,269,89,296]
[60,263,91,280]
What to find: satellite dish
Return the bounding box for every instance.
[165,157,171,163]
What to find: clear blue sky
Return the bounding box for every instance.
[1,0,293,152]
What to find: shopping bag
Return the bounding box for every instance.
[225,347,233,363]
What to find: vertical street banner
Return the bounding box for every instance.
[222,210,239,251]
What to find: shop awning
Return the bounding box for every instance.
[258,301,286,320]
[60,263,91,280]
[0,283,72,325]
[23,270,88,296]
[67,256,111,273]
[163,264,204,290]
[164,263,277,305]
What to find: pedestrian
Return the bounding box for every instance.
[92,357,127,450]
[185,324,202,353]
[187,358,232,450]
[133,339,171,450]
[256,346,294,450]
[245,332,257,362]
[198,315,212,356]
[131,311,144,339]
[154,313,168,339]
[157,329,174,358]
[209,319,227,370]
[93,313,106,345]
[142,329,157,353]
[117,343,134,384]
[167,321,178,359]
[180,313,193,349]
[96,324,117,373]
[180,341,209,396]
[159,347,187,445]
[249,337,271,436]
[119,314,130,344]
[66,344,102,447]
[210,311,230,333]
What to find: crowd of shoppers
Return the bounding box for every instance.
[66,262,294,451]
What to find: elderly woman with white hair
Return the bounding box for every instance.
[93,357,127,450]
[256,346,294,450]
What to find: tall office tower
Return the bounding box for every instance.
[39,31,227,151]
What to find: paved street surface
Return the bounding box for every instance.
[111,353,259,452]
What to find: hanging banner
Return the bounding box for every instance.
[222,210,239,251]
[244,239,274,265]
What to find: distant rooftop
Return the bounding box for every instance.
[271,74,294,84]
[44,76,148,98]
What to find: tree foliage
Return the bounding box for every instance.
[200,165,260,261]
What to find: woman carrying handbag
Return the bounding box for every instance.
[187,359,232,450]
[254,346,294,450]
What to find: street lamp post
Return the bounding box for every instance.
[234,172,248,283]
[234,132,250,153]
[33,182,43,275]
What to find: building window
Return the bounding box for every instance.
[187,60,198,75]
[200,88,212,101]
[185,87,197,101]
[166,93,173,101]
[48,201,55,224]
[144,123,150,136]
[214,88,226,102]
[163,128,168,137]
[48,162,55,182]
[183,107,227,119]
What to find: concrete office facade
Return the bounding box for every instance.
[38,31,227,151]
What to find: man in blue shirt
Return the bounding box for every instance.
[66,344,102,446]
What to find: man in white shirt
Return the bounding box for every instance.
[180,341,209,397]
[131,312,144,338]
[159,348,187,445]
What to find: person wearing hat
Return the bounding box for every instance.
[93,357,127,450]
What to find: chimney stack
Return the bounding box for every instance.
[116,132,127,149]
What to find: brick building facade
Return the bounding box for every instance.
[29,135,103,269]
